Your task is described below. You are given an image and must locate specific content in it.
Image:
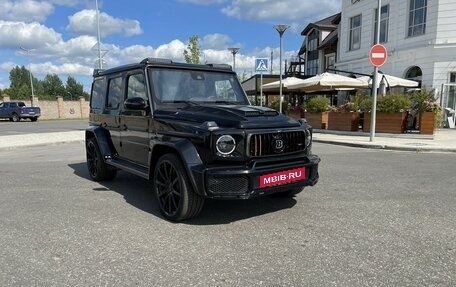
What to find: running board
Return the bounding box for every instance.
[107,158,150,179]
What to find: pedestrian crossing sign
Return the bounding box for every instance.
[255,58,269,72]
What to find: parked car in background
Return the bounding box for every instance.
[0,101,41,122]
[85,58,320,221]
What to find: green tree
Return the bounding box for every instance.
[183,35,201,64]
[16,84,31,100]
[65,75,85,100]
[8,65,42,100]
[42,74,65,99]
[9,66,29,91]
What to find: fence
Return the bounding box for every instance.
[1,95,89,120]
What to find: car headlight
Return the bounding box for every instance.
[216,135,236,155]
[305,129,312,148]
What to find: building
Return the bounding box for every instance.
[335,0,456,109]
[298,13,340,76]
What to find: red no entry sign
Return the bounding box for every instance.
[369,44,387,67]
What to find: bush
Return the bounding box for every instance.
[269,100,289,114]
[376,93,411,113]
[303,96,331,113]
[335,91,371,112]
[409,89,441,113]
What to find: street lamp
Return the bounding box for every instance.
[228,47,240,72]
[20,46,35,107]
[95,0,103,69]
[274,24,290,114]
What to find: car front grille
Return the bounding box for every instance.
[249,130,306,157]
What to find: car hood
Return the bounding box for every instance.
[154,104,301,129]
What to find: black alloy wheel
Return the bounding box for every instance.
[86,137,117,181]
[153,154,204,221]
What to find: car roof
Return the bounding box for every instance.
[93,58,233,77]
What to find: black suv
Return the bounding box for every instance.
[86,58,320,221]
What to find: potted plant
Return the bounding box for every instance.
[363,93,411,133]
[327,92,367,131]
[410,89,442,134]
[303,96,330,129]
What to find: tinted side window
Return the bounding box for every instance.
[91,78,106,112]
[127,73,147,101]
[107,77,123,111]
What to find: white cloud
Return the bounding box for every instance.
[202,33,233,50]
[0,0,54,23]
[30,61,92,76]
[0,20,62,50]
[67,9,143,37]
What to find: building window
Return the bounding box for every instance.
[374,4,389,43]
[306,59,318,75]
[308,32,318,51]
[349,14,362,51]
[325,54,335,70]
[408,0,427,37]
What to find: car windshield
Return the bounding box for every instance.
[149,67,249,108]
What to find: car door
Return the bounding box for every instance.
[104,74,124,156]
[0,102,6,117]
[119,71,151,167]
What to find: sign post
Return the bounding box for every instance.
[369,43,387,142]
[255,58,269,106]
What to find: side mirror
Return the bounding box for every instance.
[124,97,147,110]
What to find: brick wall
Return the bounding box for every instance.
[1,95,89,120]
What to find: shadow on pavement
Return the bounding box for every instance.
[69,162,297,225]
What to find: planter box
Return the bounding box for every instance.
[327,112,360,131]
[363,112,407,134]
[287,109,304,120]
[419,112,435,135]
[304,112,328,129]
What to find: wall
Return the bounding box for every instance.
[1,95,89,120]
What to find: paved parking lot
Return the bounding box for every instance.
[0,142,455,286]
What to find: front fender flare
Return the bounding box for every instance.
[150,138,205,196]
[85,126,116,160]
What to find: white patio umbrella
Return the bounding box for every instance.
[357,74,419,88]
[286,72,368,92]
[261,76,306,91]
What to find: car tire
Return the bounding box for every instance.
[12,113,20,122]
[153,154,204,221]
[86,137,117,181]
[30,117,38,122]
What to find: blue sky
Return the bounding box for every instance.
[0,0,341,92]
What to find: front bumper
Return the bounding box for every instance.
[192,155,320,199]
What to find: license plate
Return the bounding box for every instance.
[259,167,306,188]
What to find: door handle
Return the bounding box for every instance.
[122,124,127,131]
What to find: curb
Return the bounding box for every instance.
[313,139,456,153]
[0,131,84,151]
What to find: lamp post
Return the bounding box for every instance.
[20,46,35,107]
[274,24,290,114]
[228,47,240,72]
[96,0,103,69]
